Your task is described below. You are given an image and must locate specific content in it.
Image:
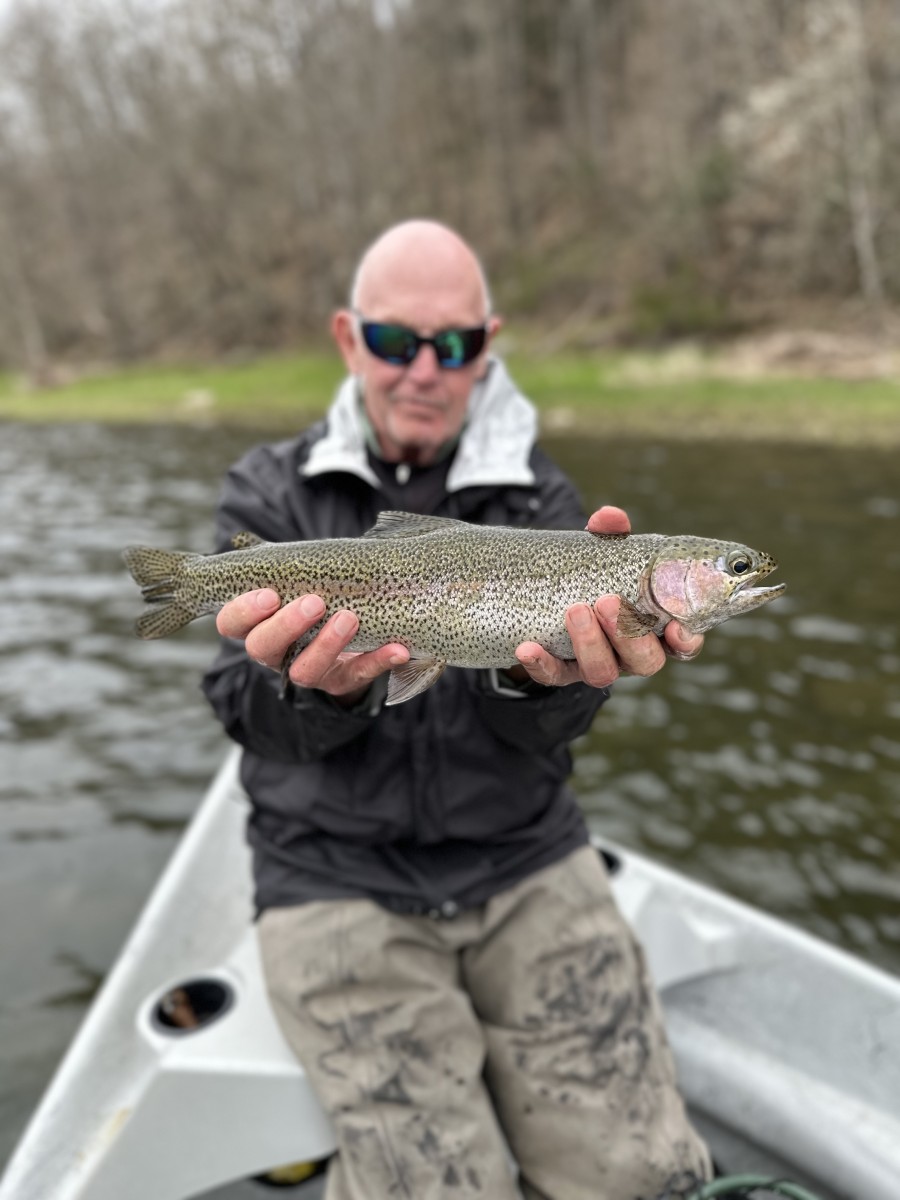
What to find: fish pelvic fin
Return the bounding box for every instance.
[386,658,447,705]
[122,546,199,639]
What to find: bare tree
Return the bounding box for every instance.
[0,0,897,371]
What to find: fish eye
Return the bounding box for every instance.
[728,554,752,575]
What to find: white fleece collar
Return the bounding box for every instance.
[302,357,537,493]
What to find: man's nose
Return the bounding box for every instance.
[406,341,442,382]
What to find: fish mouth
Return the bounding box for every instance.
[729,558,785,607]
[731,580,787,603]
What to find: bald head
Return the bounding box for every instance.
[332,220,500,466]
[350,220,492,321]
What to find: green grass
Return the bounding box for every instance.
[512,352,900,444]
[1,345,899,446]
[0,353,343,426]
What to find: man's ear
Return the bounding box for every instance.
[474,314,503,379]
[331,309,361,373]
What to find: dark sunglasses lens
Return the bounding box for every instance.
[361,323,417,364]
[433,327,486,368]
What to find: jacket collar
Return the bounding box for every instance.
[302,357,537,493]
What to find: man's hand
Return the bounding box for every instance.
[512,505,704,690]
[216,590,409,706]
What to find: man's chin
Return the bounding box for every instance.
[389,417,445,453]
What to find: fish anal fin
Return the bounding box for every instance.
[135,604,196,640]
[616,599,661,639]
[231,531,266,549]
[386,659,447,705]
[363,512,468,539]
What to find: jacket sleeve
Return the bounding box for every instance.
[200,442,382,763]
[470,670,610,755]
[202,639,383,764]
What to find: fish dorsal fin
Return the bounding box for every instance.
[363,511,469,539]
[386,659,447,705]
[231,531,267,549]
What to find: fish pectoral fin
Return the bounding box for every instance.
[616,599,661,638]
[363,512,469,539]
[231,531,267,549]
[386,659,447,705]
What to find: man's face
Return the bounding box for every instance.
[333,268,498,465]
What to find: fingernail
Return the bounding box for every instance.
[595,596,620,623]
[570,605,592,630]
[389,653,408,666]
[300,595,324,618]
[333,611,356,636]
[520,654,538,666]
[255,590,279,610]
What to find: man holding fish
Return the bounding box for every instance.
[202,220,714,1199]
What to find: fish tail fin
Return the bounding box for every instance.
[122,546,199,639]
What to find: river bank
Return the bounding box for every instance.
[2,332,900,445]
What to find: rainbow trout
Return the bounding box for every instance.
[123,511,785,705]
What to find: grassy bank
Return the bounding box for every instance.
[2,344,899,446]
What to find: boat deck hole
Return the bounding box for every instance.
[598,847,621,875]
[152,978,235,1035]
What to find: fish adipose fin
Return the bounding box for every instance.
[616,599,661,638]
[122,546,198,639]
[231,531,267,549]
[363,512,469,540]
[386,659,447,705]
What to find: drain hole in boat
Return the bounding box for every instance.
[152,978,235,1035]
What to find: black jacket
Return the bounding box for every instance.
[202,370,610,915]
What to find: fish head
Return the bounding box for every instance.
[646,536,785,634]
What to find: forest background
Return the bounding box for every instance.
[0,0,899,430]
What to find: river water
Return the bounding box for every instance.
[1,420,899,1167]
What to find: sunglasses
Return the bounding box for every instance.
[356,317,487,369]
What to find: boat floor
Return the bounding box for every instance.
[3,749,897,1200]
[200,1176,325,1199]
[192,1107,833,1200]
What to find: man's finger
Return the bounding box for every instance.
[664,621,704,662]
[586,505,631,535]
[594,596,667,677]
[565,602,621,687]
[325,644,411,695]
[242,594,325,669]
[288,607,361,687]
[216,589,281,639]
[515,642,582,688]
